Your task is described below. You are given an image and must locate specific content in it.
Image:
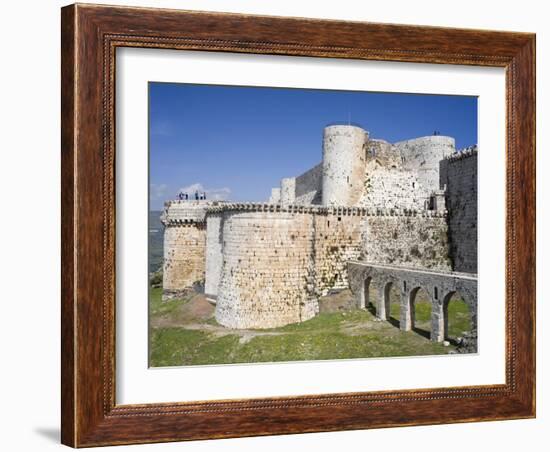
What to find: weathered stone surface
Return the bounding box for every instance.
[395,135,456,193]
[366,139,401,167]
[161,199,212,224]
[161,200,219,299]
[280,177,296,206]
[162,223,206,299]
[204,212,223,302]
[268,187,281,204]
[361,214,451,271]
[215,211,318,329]
[360,162,427,210]
[322,125,368,206]
[211,208,367,329]
[295,163,323,205]
[204,205,451,329]
[440,148,478,273]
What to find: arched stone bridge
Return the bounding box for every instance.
[347,261,478,342]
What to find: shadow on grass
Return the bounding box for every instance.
[412,326,431,340]
[387,316,400,329]
[366,303,377,316]
[367,304,405,332]
[367,303,403,331]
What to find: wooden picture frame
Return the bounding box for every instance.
[61,3,535,447]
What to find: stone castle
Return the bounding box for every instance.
[161,124,478,342]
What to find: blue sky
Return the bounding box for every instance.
[149,82,477,210]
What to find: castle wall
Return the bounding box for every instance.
[440,149,478,273]
[322,125,367,206]
[395,136,455,193]
[211,205,374,328]
[207,204,451,328]
[161,200,214,299]
[215,210,318,329]
[295,162,322,205]
[204,212,223,302]
[360,162,429,210]
[361,212,451,271]
[268,187,281,204]
[161,200,211,222]
[162,223,206,298]
[280,177,296,205]
[312,213,367,294]
[366,139,402,166]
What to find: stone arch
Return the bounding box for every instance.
[360,276,372,310]
[408,286,432,339]
[442,290,474,343]
[408,287,420,330]
[383,280,401,327]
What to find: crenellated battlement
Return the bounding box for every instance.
[445,145,478,162]
[204,202,447,218]
[161,200,226,226]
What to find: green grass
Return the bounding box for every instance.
[150,328,240,367]
[149,287,473,367]
[446,301,471,338]
[150,287,176,316]
[149,287,194,317]
[384,286,471,338]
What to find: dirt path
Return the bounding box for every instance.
[151,293,286,343]
[181,323,285,344]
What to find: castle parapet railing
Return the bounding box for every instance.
[161,200,223,225]
[203,202,448,218]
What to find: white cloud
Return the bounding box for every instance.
[150,183,168,201]
[178,183,231,201]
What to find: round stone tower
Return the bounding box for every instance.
[215,210,318,329]
[395,135,456,193]
[161,200,210,300]
[321,125,368,206]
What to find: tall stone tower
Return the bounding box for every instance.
[395,135,456,193]
[161,200,210,300]
[280,177,296,205]
[321,125,368,206]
